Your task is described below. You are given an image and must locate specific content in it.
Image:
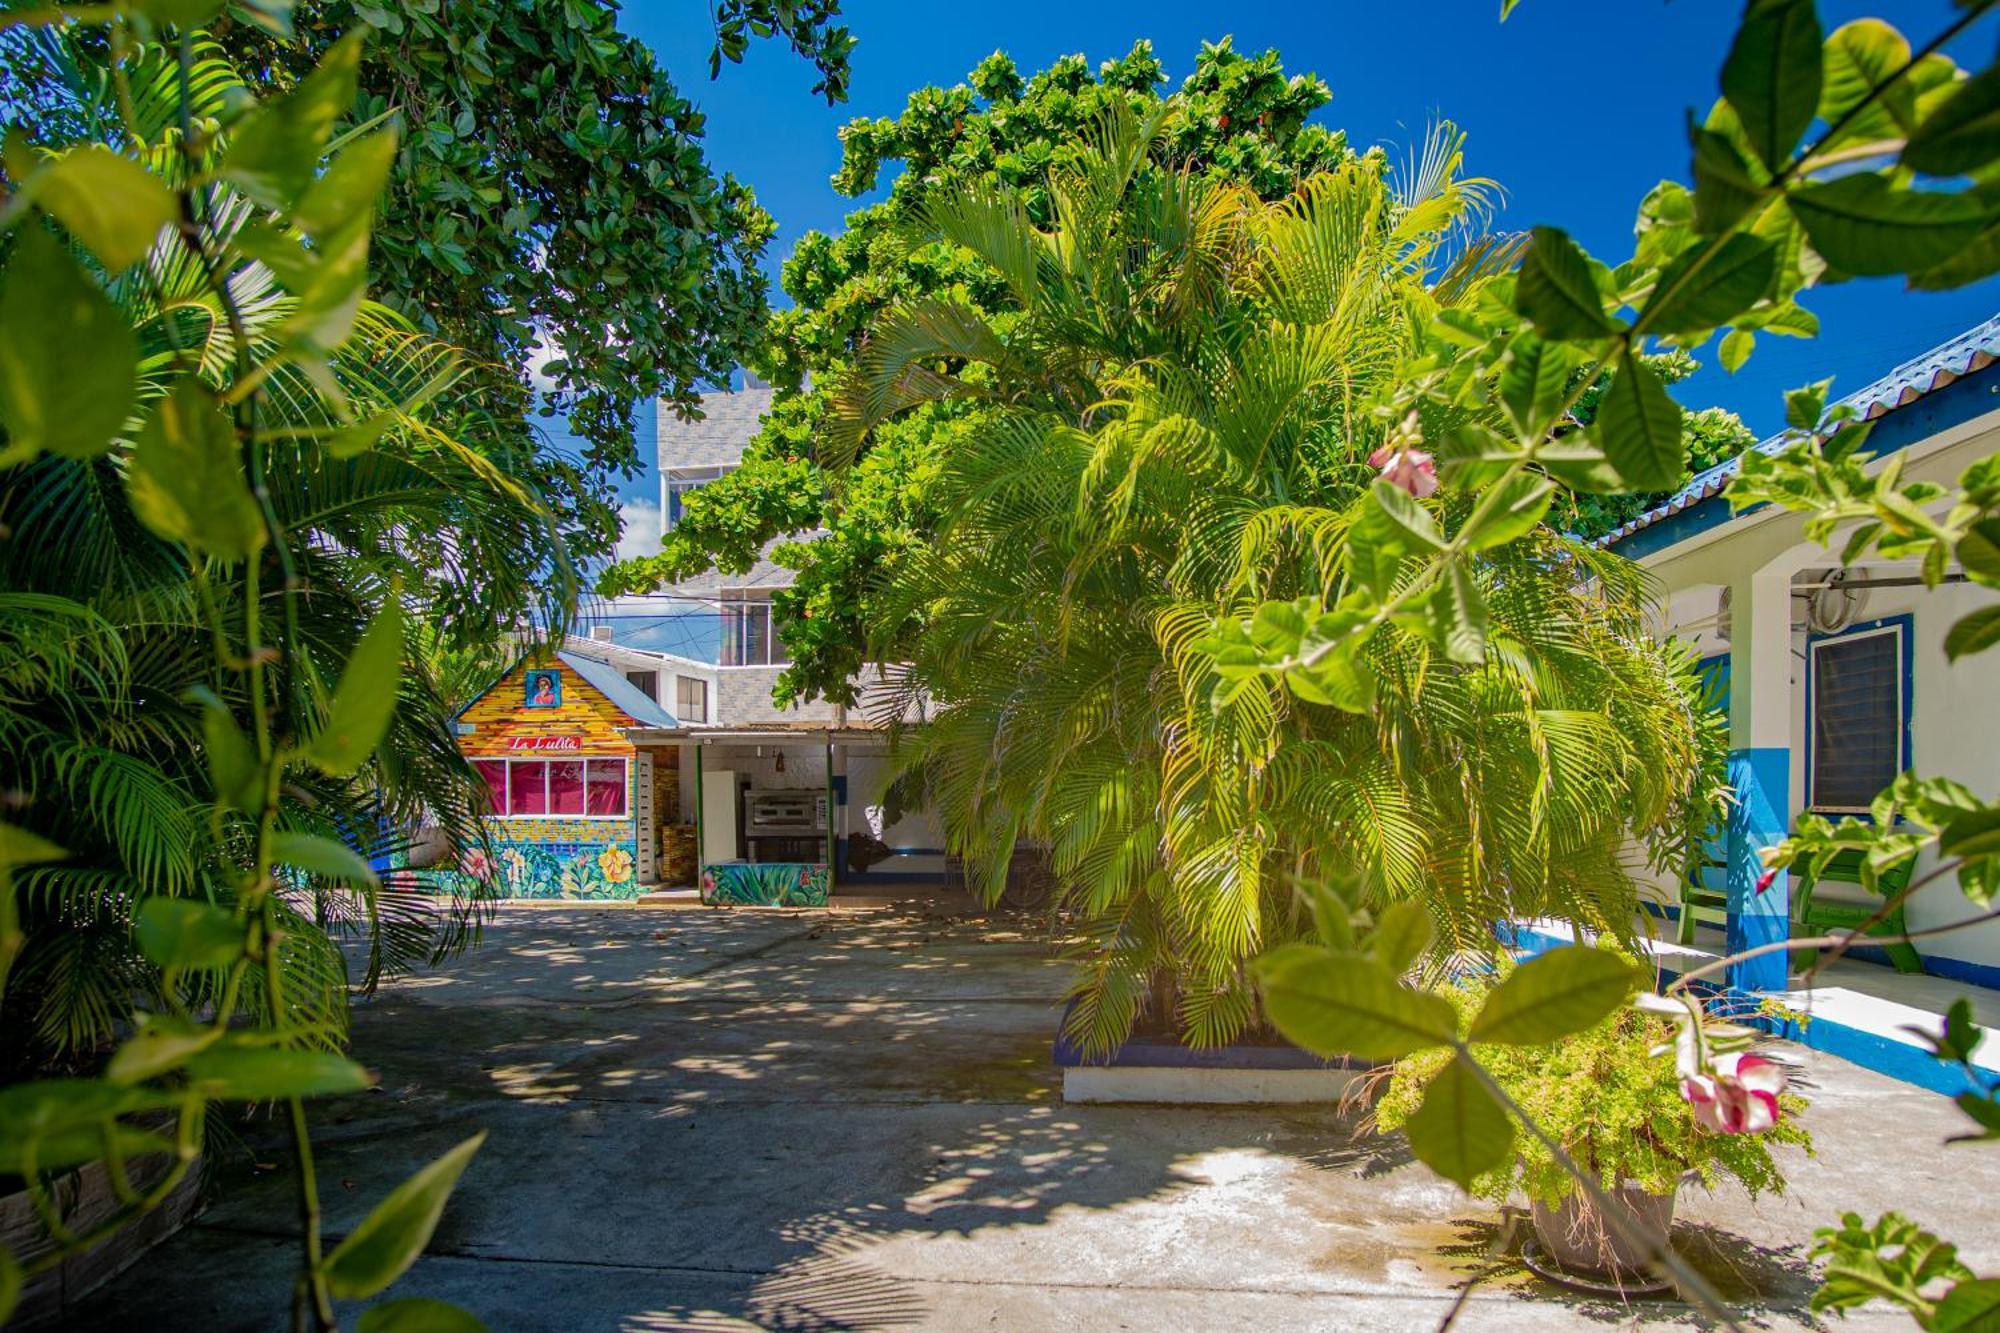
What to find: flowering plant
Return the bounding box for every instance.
[1376,972,1811,1209]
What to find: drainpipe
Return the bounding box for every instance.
[825,734,836,891]
[693,741,705,892]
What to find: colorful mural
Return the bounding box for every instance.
[701,861,831,907]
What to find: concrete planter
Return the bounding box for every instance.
[1054,1013,1372,1104]
[1,1142,201,1327]
[1529,1181,1677,1278]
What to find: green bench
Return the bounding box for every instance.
[1677,844,1921,975]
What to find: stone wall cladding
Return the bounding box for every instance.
[715,667,837,724]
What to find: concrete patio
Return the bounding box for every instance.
[71,903,2000,1331]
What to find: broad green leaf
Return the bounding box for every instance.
[1936,1278,2000,1332]
[1467,947,1639,1045]
[1256,949,1457,1062]
[1944,606,2000,662]
[1496,332,1575,440]
[1691,121,1767,236]
[1719,328,1755,372]
[1536,438,1626,495]
[106,1015,222,1085]
[1909,210,2000,291]
[1720,0,1822,170]
[134,0,228,25]
[293,127,399,241]
[183,1044,373,1100]
[195,688,263,813]
[234,0,297,36]
[1905,65,2000,177]
[1595,349,1683,491]
[1784,378,1831,430]
[1958,520,2000,587]
[1819,21,1917,145]
[284,217,371,353]
[1370,901,1434,975]
[221,30,366,210]
[32,147,177,273]
[357,1299,489,1333]
[1431,559,1488,665]
[1940,807,2000,859]
[134,898,242,972]
[325,1132,487,1300]
[1514,227,1615,341]
[1951,1092,2000,1143]
[1636,233,1777,335]
[1404,1053,1514,1191]
[1458,473,1553,552]
[1370,478,1445,550]
[126,379,267,560]
[0,226,138,461]
[0,1122,174,1175]
[307,601,405,775]
[0,823,65,868]
[1788,174,1996,277]
[270,830,380,887]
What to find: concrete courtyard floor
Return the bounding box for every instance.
[73,903,2000,1331]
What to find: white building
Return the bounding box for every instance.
[1605,317,2000,992]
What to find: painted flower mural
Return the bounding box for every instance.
[598,845,634,884]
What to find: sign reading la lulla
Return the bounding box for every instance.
[506,735,582,752]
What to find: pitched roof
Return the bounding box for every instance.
[1599,315,2000,550]
[556,651,678,728]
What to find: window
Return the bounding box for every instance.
[665,467,730,531]
[1809,622,1907,813]
[720,593,790,666]
[625,669,659,702]
[473,757,628,817]
[676,675,708,723]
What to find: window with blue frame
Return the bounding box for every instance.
[1808,619,1909,813]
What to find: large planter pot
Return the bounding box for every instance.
[1529,1181,1677,1278]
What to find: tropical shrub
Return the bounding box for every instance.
[826,108,1727,1053]
[1376,970,1810,1209]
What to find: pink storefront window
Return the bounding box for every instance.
[548,761,586,816]
[586,759,627,816]
[471,760,506,814]
[508,761,549,816]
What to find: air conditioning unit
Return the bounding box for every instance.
[590,625,615,643]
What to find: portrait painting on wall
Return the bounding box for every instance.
[524,669,562,709]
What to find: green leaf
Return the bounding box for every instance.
[1595,349,1683,490]
[1458,473,1554,552]
[0,1122,174,1175]
[1720,0,1822,171]
[233,0,297,36]
[182,1044,373,1100]
[0,225,138,461]
[1691,121,1767,236]
[126,379,268,561]
[357,1299,490,1333]
[194,689,263,814]
[0,823,66,869]
[325,1133,487,1300]
[1944,606,2000,662]
[221,30,366,210]
[1404,1053,1514,1191]
[1467,947,1639,1046]
[31,146,178,273]
[1905,65,2000,177]
[1820,21,1918,144]
[1371,901,1434,975]
[1784,378,1831,430]
[1514,227,1615,341]
[1720,327,1755,372]
[134,898,242,972]
[1957,519,2000,588]
[270,831,380,887]
[293,127,399,241]
[1936,1278,2000,1332]
[1637,233,1777,335]
[1256,949,1458,1062]
[134,0,228,25]
[1431,559,1488,665]
[1788,174,1997,277]
[1940,807,2000,860]
[1536,438,1627,494]
[1497,332,1576,440]
[306,601,405,776]
[106,1015,223,1085]
[1370,478,1445,550]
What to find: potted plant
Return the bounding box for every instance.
[1375,982,1812,1281]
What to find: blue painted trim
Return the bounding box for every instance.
[1609,361,2000,560]
[831,775,848,806]
[1727,747,1790,992]
[1504,924,1993,1098]
[1804,613,1914,817]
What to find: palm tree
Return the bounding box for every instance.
[835,109,1725,1052]
[0,31,575,1079]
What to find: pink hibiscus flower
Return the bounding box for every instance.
[1682,1052,1787,1134]
[1368,445,1439,499]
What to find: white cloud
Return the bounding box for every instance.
[614,497,662,565]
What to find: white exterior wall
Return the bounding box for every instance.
[843,748,948,878]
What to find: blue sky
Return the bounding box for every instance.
[585,0,1994,516]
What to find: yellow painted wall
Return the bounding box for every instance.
[460,656,637,759]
